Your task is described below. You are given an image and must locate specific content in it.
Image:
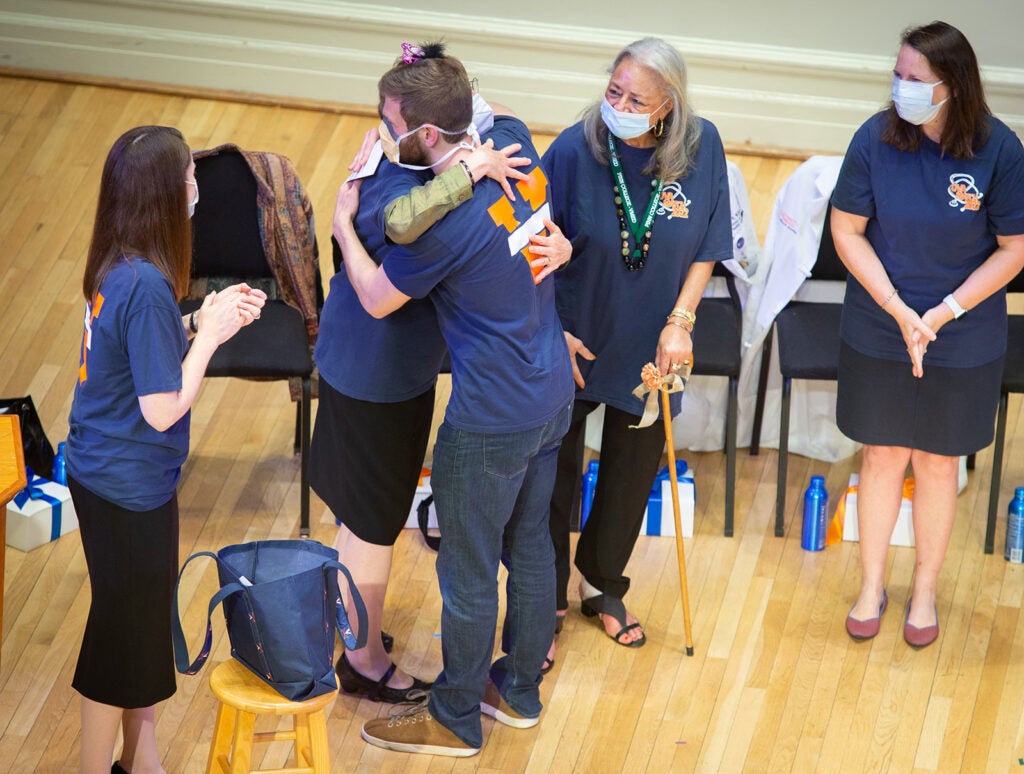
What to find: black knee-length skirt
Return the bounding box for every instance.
[309,378,435,546]
[69,475,179,708]
[836,341,1003,456]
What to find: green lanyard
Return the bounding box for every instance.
[608,133,663,266]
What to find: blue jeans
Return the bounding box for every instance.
[427,402,571,748]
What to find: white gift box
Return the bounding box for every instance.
[639,476,696,538]
[405,477,438,531]
[841,473,915,547]
[6,475,79,551]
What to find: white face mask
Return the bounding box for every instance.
[892,75,948,126]
[379,121,475,170]
[186,179,199,218]
[471,93,495,137]
[600,97,668,141]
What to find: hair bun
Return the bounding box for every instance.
[420,42,446,59]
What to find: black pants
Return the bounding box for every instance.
[548,400,665,608]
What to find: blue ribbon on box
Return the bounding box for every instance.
[12,468,63,541]
[644,461,695,536]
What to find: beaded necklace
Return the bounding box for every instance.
[608,133,662,271]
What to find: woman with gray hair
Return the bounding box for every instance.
[544,37,731,662]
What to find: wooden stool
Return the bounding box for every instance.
[206,659,336,774]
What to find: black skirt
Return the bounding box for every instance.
[836,341,1003,456]
[69,475,179,708]
[309,378,435,545]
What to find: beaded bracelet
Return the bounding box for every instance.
[458,159,475,188]
[880,287,898,309]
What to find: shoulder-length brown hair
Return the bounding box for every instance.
[83,125,193,302]
[882,21,990,160]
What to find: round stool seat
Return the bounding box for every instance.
[210,659,337,715]
[206,659,337,774]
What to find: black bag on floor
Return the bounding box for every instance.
[171,539,368,701]
[0,396,54,476]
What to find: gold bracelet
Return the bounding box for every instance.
[665,320,692,333]
[668,307,696,328]
[880,287,898,308]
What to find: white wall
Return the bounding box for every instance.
[1,0,1021,152]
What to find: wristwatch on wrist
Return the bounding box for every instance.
[943,293,966,319]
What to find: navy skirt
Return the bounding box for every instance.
[836,341,1003,456]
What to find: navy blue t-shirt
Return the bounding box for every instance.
[833,112,1024,366]
[381,116,574,433]
[315,162,447,401]
[542,118,733,416]
[66,257,189,510]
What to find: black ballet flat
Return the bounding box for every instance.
[335,652,433,703]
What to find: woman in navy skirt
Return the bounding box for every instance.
[832,22,1024,648]
[67,126,265,772]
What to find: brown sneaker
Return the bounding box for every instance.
[480,680,540,729]
[361,699,480,757]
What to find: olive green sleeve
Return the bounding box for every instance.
[383,165,473,245]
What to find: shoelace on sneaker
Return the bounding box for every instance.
[386,696,431,726]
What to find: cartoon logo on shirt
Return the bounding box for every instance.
[948,173,983,212]
[656,183,690,219]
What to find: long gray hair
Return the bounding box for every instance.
[582,37,702,183]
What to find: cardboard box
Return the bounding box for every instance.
[7,474,78,551]
[639,473,696,538]
[582,461,695,538]
[840,473,915,547]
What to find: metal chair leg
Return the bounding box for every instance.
[299,377,311,538]
[985,390,1009,554]
[750,327,773,455]
[724,375,738,537]
[775,376,792,538]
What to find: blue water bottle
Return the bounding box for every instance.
[580,460,599,528]
[801,475,828,551]
[52,441,67,485]
[1004,487,1024,563]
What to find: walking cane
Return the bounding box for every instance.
[661,368,695,656]
[633,362,695,655]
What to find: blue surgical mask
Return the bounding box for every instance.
[892,76,947,126]
[186,179,199,218]
[600,98,668,141]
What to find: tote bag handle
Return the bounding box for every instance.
[171,551,246,675]
[325,559,369,651]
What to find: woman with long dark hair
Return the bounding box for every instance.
[67,125,265,772]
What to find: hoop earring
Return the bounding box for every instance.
[653,118,664,138]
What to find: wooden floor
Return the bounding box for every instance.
[1,74,1023,773]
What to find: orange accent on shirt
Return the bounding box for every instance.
[516,167,549,211]
[487,196,519,233]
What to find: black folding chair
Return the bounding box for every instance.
[181,149,319,536]
[749,205,847,536]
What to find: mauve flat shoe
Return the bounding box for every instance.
[903,601,939,648]
[846,589,888,640]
